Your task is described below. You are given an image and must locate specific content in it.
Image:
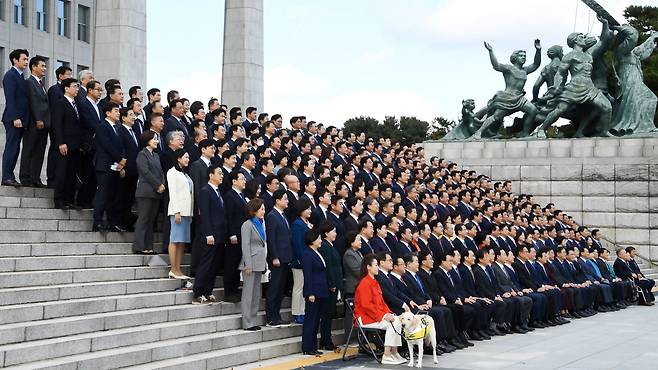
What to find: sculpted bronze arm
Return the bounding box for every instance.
[525,39,542,74]
[484,42,504,72]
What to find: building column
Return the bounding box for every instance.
[221,0,264,110]
[93,0,147,91]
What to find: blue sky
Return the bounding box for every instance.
[147,0,654,126]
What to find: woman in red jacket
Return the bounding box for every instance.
[354,254,405,365]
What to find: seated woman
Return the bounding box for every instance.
[353,255,406,365]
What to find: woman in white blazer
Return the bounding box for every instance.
[166,149,194,279]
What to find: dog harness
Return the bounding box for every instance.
[404,316,432,341]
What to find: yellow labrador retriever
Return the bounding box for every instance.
[399,311,439,367]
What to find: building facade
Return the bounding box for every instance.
[0,0,146,113]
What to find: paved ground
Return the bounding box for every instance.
[239,304,658,370]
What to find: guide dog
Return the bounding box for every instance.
[399,311,439,367]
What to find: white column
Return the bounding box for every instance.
[221,0,264,110]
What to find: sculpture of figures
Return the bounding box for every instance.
[609,25,658,135]
[444,99,483,140]
[531,17,614,138]
[470,40,542,139]
[532,45,564,103]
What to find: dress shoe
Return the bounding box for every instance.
[448,338,465,350]
[520,324,534,331]
[512,326,528,334]
[501,325,514,334]
[320,344,337,351]
[437,343,455,353]
[33,181,47,188]
[77,203,94,210]
[490,327,505,336]
[479,330,492,340]
[110,225,127,232]
[302,350,322,356]
[244,326,261,331]
[469,331,484,341]
[1,180,21,187]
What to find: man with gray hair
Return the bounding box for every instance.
[76,69,93,101]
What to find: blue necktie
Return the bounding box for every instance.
[215,188,223,207]
[414,274,425,296]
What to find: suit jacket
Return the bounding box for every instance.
[629,259,642,275]
[199,184,227,243]
[456,201,472,219]
[385,233,402,259]
[164,116,190,138]
[47,83,64,107]
[370,235,391,254]
[51,96,82,150]
[390,273,423,305]
[117,125,140,177]
[472,264,499,299]
[613,258,634,280]
[512,259,540,290]
[310,206,328,227]
[2,67,30,124]
[265,208,293,264]
[239,219,267,272]
[435,203,450,221]
[433,267,463,303]
[135,149,165,199]
[224,188,248,242]
[491,263,517,293]
[342,248,363,294]
[26,75,49,128]
[327,212,347,256]
[452,238,468,255]
[546,260,570,286]
[290,218,309,269]
[77,97,102,146]
[596,258,614,281]
[457,265,479,297]
[343,214,359,237]
[189,158,211,203]
[375,272,408,314]
[417,268,442,304]
[261,191,274,214]
[95,120,126,172]
[319,240,343,291]
[439,236,454,255]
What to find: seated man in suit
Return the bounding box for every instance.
[502,248,551,328]
[548,247,594,317]
[626,247,656,303]
[614,248,655,305]
[577,247,617,311]
[595,248,633,306]
[491,249,534,332]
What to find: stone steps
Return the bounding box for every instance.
[0,186,53,199]
[128,330,343,370]
[0,264,180,288]
[2,326,341,370]
[0,308,299,366]
[0,254,148,272]
[0,243,135,257]
[0,218,92,231]
[0,195,54,208]
[0,293,263,343]
[0,230,156,244]
[0,207,92,220]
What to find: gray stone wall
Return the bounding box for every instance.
[423,137,658,261]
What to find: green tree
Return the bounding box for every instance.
[398,116,430,146]
[428,116,456,140]
[343,116,380,138]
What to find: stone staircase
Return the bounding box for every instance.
[0,185,341,369]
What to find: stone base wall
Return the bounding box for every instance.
[423,137,658,261]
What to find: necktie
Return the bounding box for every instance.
[130,128,137,146]
[38,78,45,93]
[72,101,79,118]
[414,274,425,296]
[215,188,224,207]
[157,133,163,150]
[111,123,118,136]
[484,267,492,282]
[446,271,454,287]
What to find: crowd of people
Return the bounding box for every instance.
[2,48,656,360]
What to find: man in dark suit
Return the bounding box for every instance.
[116,107,141,230]
[2,49,30,186]
[223,170,248,302]
[192,165,227,304]
[164,99,190,139]
[491,249,533,331]
[93,102,126,231]
[374,252,412,315]
[615,248,655,304]
[19,56,50,187]
[51,78,82,209]
[471,248,516,333]
[189,139,216,275]
[76,80,103,208]
[265,189,293,326]
[327,196,347,256]
[45,65,73,186]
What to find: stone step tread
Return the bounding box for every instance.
[0,196,54,208]
[0,254,148,272]
[0,277,201,305]
[0,218,92,231]
[0,207,93,220]
[0,243,134,257]
[0,230,157,244]
[0,186,53,198]
[0,264,178,288]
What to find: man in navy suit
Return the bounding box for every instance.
[51,78,82,209]
[45,65,73,186]
[265,189,293,326]
[223,170,248,302]
[192,165,227,304]
[76,80,103,208]
[1,49,30,186]
[327,196,347,256]
[374,252,411,314]
[116,107,141,229]
[19,56,49,187]
[93,102,126,231]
